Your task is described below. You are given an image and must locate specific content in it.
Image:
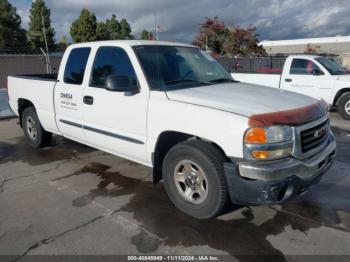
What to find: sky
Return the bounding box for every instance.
[10,0,350,44]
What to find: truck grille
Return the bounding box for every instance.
[300,120,330,153]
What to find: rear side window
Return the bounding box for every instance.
[64,48,91,85]
[90,46,137,88]
[290,59,321,75]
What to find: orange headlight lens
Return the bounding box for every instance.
[251,150,269,159]
[244,127,267,144]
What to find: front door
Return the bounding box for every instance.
[282,58,334,103]
[54,47,91,142]
[82,46,149,164]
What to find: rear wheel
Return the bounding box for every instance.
[162,140,228,219]
[338,93,350,120]
[22,107,52,148]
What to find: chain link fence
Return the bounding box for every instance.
[0,47,65,55]
[0,55,62,88]
[217,56,287,74]
[217,54,342,74]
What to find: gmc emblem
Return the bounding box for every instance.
[314,126,327,138]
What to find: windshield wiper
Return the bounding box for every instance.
[209,78,235,83]
[165,78,212,85]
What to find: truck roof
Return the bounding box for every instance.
[285,54,322,59]
[68,40,195,48]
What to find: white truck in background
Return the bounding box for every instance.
[232,55,350,120]
[7,41,336,219]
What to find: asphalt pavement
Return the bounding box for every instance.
[0,89,15,119]
[0,113,349,261]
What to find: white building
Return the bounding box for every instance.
[261,36,350,68]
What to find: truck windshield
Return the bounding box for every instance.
[133,45,233,90]
[316,57,348,75]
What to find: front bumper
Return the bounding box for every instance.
[224,133,336,205]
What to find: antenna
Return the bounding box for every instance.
[41,13,52,74]
[154,13,159,41]
[40,47,50,74]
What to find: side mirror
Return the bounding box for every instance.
[312,69,324,76]
[105,75,139,94]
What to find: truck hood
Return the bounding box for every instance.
[166,83,327,126]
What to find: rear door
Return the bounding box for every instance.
[281,58,333,102]
[54,47,91,142]
[82,45,149,164]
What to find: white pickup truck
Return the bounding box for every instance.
[8,41,336,219]
[232,55,350,120]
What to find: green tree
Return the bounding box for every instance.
[58,35,68,50]
[96,22,110,40]
[140,29,153,40]
[105,14,120,39]
[70,9,97,43]
[28,0,55,49]
[70,11,135,43]
[60,35,68,45]
[0,0,28,49]
[119,18,134,39]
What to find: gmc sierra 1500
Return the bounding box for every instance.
[8,41,336,219]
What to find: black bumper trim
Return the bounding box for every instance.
[224,158,332,205]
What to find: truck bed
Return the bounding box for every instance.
[10,74,58,82]
[7,74,59,134]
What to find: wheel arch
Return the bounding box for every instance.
[333,88,350,106]
[152,130,228,185]
[18,98,35,127]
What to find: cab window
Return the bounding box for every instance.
[64,48,91,85]
[290,59,323,75]
[90,46,137,88]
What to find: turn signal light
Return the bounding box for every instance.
[244,128,267,144]
[252,150,269,159]
[251,148,292,160]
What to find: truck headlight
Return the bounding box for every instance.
[244,126,293,160]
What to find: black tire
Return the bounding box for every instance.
[338,93,350,120]
[162,139,228,219]
[22,107,52,148]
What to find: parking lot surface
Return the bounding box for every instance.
[0,90,15,119]
[0,113,349,261]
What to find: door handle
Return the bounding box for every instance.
[285,78,292,82]
[83,96,94,105]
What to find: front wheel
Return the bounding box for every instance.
[22,107,52,148]
[338,93,350,120]
[162,140,228,219]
